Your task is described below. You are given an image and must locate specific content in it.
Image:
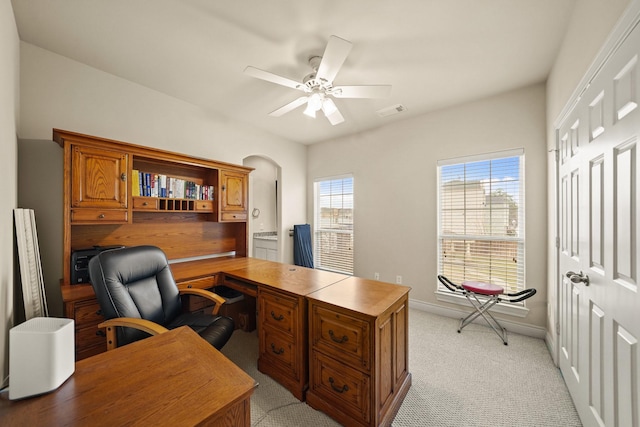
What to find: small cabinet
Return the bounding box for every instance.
[306,277,412,427]
[71,145,129,209]
[254,237,278,261]
[220,169,248,221]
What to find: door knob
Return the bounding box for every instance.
[566,270,590,286]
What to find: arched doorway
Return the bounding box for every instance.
[243,155,282,261]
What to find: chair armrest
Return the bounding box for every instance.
[98,318,169,351]
[179,288,226,315]
[437,275,463,293]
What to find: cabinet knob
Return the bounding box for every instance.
[142,202,148,206]
[222,185,226,191]
[121,173,127,181]
[98,214,105,219]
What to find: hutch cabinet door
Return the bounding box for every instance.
[71,145,129,208]
[220,169,248,220]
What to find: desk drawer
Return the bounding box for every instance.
[133,197,159,210]
[74,299,104,326]
[195,200,214,212]
[220,212,247,221]
[259,290,296,336]
[71,209,128,223]
[76,323,107,352]
[310,350,371,425]
[311,305,371,371]
[178,275,219,290]
[259,326,297,378]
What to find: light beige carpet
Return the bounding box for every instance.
[221,308,582,427]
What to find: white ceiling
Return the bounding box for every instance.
[11,0,576,145]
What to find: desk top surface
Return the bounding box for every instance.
[307,276,411,316]
[224,261,349,296]
[0,327,257,426]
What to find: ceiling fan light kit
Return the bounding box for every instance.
[245,35,392,126]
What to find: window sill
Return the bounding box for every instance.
[435,290,530,318]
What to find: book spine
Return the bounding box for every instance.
[132,169,140,197]
[145,173,151,197]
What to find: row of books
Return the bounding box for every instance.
[132,170,215,200]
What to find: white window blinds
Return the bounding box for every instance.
[314,176,354,275]
[438,150,525,293]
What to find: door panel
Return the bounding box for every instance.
[557,20,640,427]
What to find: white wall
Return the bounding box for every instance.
[309,84,548,329]
[246,156,278,237]
[0,0,20,388]
[18,42,307,314]
[545,0,631,354]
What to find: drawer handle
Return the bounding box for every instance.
[329,377,349,394]
[98,214,105,219]
[270,311,284,321]
[187,284,193,288]
[329,330,348,344]
[96,330,106,337]
[270,343,284,355]
[142,202,148,206]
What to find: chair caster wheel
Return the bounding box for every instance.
[504,342,508,346]
[457,330,461,333]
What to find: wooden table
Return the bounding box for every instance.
[0,327,257,427]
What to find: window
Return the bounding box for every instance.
[314,175,354,275]
[438,149,524,294]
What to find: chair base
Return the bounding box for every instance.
[458,292,508,345]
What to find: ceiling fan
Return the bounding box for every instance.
[244,35,391,125]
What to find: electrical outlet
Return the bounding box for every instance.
[396,275,402,284]
[374,272,380,280]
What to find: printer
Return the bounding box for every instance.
[71,245,124,284]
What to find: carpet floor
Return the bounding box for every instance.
[220,308,582,426]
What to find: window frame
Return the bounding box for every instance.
[313,174,354,275]
[435,149,529,316]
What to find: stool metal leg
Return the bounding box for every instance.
[458,291,508,345]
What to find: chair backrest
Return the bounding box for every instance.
[88,245,182,346]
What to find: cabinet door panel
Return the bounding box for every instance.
[220,170,248,220]
[72,145,128,208]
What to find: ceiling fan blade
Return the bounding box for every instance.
[244,66,305,91]
[332,85,392,99]
[268,96,309,117]
[316,35,352,83]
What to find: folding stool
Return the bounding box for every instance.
[437,275,536,345]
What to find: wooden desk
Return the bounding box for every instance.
[223,262,348,400]
[0,327,257,427]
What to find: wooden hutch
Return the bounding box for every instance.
[54,129,252,360]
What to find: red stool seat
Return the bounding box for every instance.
[462,281,504,296]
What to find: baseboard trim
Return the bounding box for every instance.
[409,299,547,339]
[545,331,558,366]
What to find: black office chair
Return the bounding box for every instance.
[88,245,234,351]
